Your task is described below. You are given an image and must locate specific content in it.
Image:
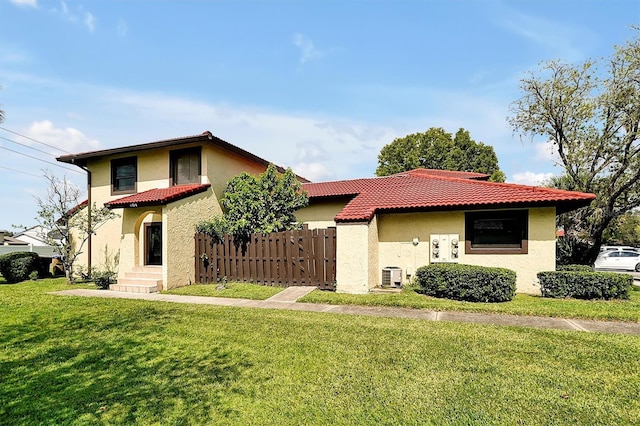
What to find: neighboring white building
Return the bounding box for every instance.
[0,227,59,257]
[12,226,58,247]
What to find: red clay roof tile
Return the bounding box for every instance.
[105,184,211,209]
[302,169,595,222]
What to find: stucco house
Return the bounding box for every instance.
[297,169,595,294]
[58,131,595,295]
[57,131,304,292]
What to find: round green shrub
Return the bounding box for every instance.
[0,252,41,283]
[538,270,631,300]
[415,263,517,303]
[556,264,594,272]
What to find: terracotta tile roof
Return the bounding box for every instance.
[105,184,211,209]
[302,169,596,222]
[399,168,490,180]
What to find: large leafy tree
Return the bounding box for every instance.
[510,30,640,264]
[35,171,117,282]
[197,164,308,244]
[602,211,640,247]
[375,127,506,182]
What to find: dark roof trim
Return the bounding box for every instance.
[57,131,310,183]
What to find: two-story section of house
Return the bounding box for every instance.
[57,131,299,292]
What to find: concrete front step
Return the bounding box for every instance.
[109,283,159,293]
[112,265,164,293]
[124,271,163,280]
[118,277,162,287]
[132,265,163,273]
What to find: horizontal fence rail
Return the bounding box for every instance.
[195,228,336,290]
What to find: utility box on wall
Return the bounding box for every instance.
[430,234,460,263]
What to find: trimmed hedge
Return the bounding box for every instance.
[0,252,42,283]
[415,263,517,303]
[538,271,631,300]
[557,264,594,272]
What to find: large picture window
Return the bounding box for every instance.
[170,147,201,185]
[465,210,528,254]
[111,157,137,194]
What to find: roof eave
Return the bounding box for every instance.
[56,131,310,183]
[333,198,596,223]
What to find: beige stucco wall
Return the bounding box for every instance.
[203,144,269,203]
[335,218,379,294]
[378,211,462,285]
[164,188,220,289]
[67,204,123,276]
[376,207,557,294]
[295,200,348,229]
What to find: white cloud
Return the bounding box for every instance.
[10,0,37,7]
[293,162,333,182]
[50,1,96,33]
[511,171,554,186]
[84,11,95,32]
[88,88,398,180]
[493,4,592,62]
[117,19,127,37]
[293,33,323,64]
[24,120,101,153]
[534,139,561,163]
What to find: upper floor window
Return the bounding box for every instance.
[111,157,137,194]
[465,210,528,254]
[170,147,201,185]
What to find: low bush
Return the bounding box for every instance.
[538,270,631,300]
[92,270,116,290]
[557,264,594,272]
[415,263,517,302]
[0,252,41,283]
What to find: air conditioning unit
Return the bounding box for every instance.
[382,266,402,288]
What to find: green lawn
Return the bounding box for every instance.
[1,279,639,425]
[300,286,640,323]
[163,282,284,300]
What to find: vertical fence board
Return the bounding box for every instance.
[195,228,336,289]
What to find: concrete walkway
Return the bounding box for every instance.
[53,288,640,336]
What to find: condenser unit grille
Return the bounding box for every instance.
[382,267,402,287]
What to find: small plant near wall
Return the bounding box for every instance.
[93,246,120,290]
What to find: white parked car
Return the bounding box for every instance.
[594,250,640,272]
[599,245,639,253]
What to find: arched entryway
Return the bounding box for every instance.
[133,210,163,267]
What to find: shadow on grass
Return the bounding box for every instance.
[0,304,251,424]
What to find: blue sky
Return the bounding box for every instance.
[0,0,638,230]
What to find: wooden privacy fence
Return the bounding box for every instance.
[195,228,336,290]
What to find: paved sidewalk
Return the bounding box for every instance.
[53,288,640,336]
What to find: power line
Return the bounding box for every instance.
[0,125,72,155]
[0,135,57,157]
[0,145,84,174]
[0,165,43,178]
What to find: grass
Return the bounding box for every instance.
[163,282,284,300]
[1,278,639,424]
[299,285,640,323]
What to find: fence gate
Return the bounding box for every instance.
[195,228,336,290]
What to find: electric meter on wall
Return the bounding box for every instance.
[429,234,459,263]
